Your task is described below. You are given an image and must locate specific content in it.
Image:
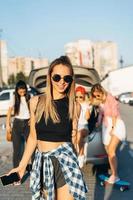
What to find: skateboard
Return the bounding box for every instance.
[98,174,130,192]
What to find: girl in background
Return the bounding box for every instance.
[91,83,126,184]
[75,86,91,168]
[6,80,30,168]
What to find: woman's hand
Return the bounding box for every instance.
[7,165,26,180]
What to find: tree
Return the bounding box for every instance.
[16,72,27,83]
[8,74,16,87]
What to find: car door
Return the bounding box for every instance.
[28,65,100,93]
[0,90,13,115]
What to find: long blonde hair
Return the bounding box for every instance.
[36,56,76,124]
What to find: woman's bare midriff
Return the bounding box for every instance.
[37,140,65,152]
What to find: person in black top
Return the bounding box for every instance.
[8,56,88,200]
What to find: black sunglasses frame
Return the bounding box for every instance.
[52,74,73,83]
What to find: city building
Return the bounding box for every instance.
[8,56,49,77]
[94,41,118,78]
[0,40,8,86]
[65,40,93,67]
[65,40,118,78]
[0,40,49,86]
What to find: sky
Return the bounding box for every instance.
[0,0,133,66]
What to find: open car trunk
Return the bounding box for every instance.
[28,65,100,94]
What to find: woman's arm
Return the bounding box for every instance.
[6,107,13,132]
[72,102,81,151]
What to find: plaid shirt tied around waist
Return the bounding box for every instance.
[30,142,88,200]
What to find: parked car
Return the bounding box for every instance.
[0,87,38,116]
[28,65,108,165]
[118,92,133,104]
[0,89,14,116]
[129,99,133,106]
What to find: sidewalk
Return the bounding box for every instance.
[0,126,32,200]
[0,148,32,200]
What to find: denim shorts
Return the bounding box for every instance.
[41,156,66,189]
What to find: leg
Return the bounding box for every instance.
[56,184,74,200]
[107,135,120,182]
[77,130,83,155]
[12,119,24,167]
[12,131,23,167]
[77,129,88,156]
[77,129,88,168]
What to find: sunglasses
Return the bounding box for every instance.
[76,96,84,99]
[92,94,101,98]
[52,74,73,83]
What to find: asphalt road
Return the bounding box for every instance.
[0,103,133,200]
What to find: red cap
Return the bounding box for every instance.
[75,86,86,94]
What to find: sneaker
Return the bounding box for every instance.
[78,155,85,168]
[107,175,120,184]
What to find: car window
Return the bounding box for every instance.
[0,92,10,100]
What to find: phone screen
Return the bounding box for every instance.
[0,172,20,186]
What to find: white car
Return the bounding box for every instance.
[118,92,133,104]
[0,89,14,116]
[0,87,38,116]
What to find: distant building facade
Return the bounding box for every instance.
[94,41,118,78]
[65,40,93,67]
[8,57,49,78]
[0,40,49,85]
[65,40,118,78]
[0,40,8,86]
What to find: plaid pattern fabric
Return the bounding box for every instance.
[30,142,88,200]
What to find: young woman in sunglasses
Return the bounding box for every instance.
[91,83,126,184]
[75,86,91,168]
[9,56,88,200]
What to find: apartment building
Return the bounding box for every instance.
[0,40,8,86]
[65,40,118,78]
[94,41,118,78]
[8,56,49,77]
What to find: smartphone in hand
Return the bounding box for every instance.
[0,172,20,186]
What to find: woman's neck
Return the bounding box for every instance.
[53,93,66,100]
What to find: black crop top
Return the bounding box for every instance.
[35,97,72,142]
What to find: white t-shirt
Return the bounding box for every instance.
[10,96,30,119]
